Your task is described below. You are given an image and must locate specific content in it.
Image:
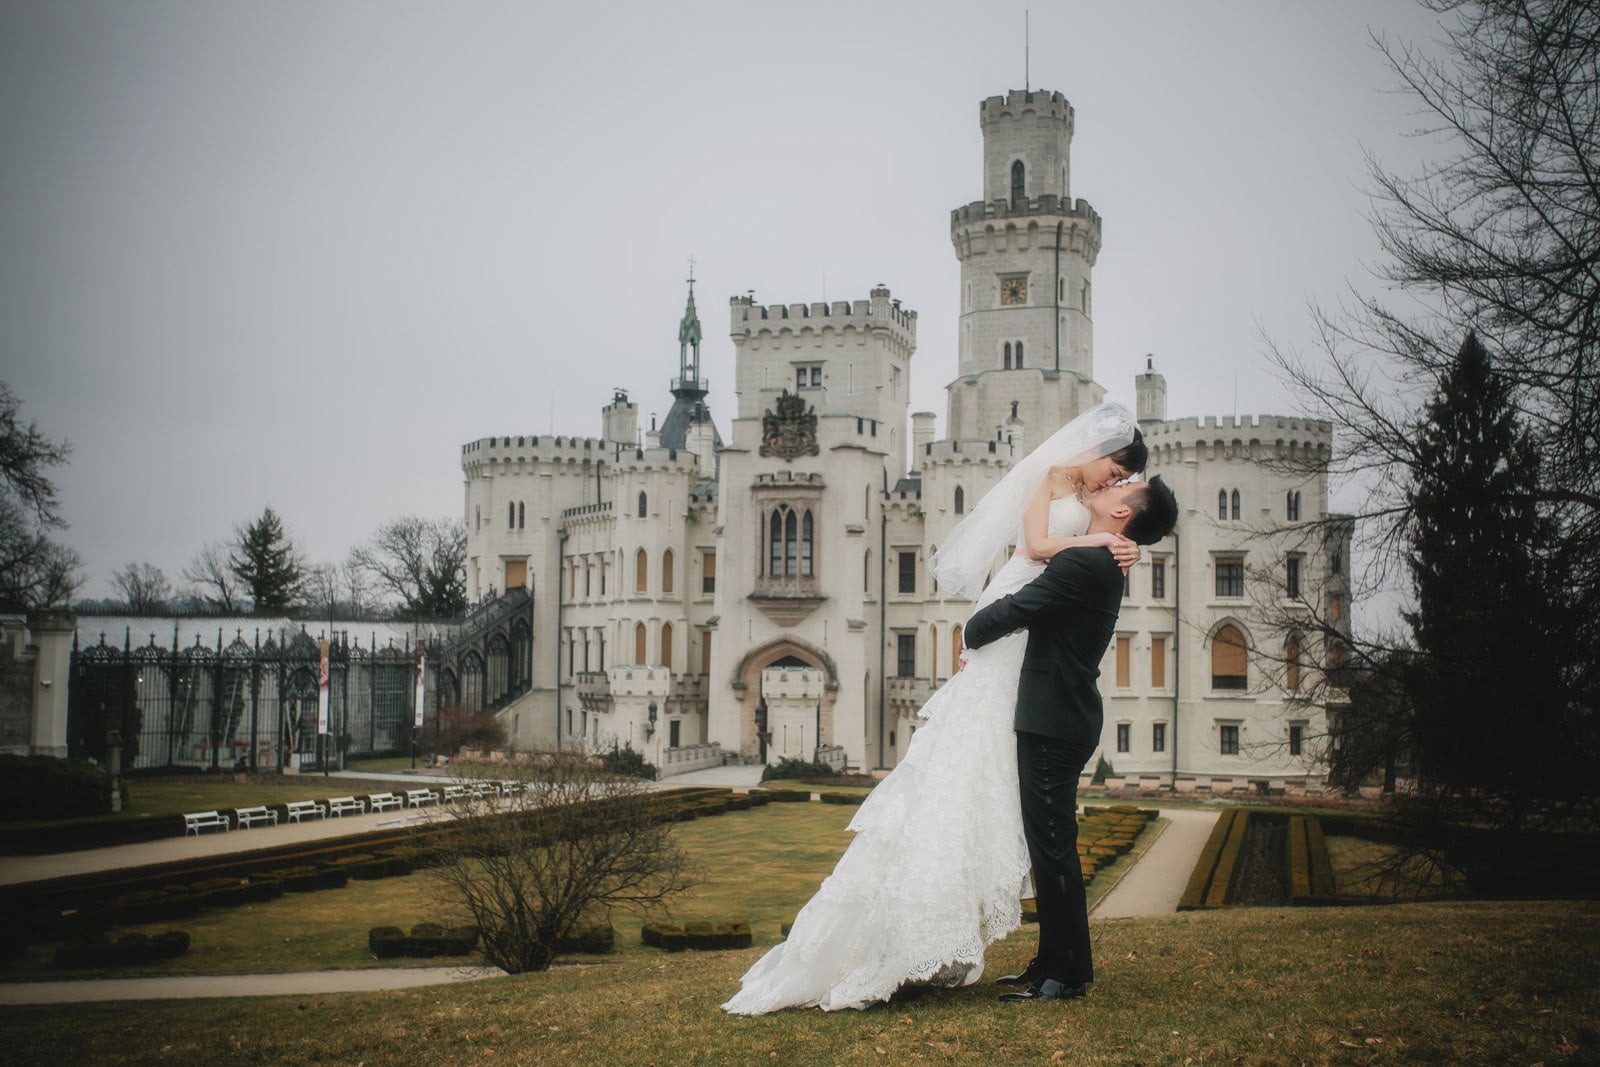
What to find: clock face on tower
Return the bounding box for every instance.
[1000,276,1028,305]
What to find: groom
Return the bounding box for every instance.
[963,476,1179,1003]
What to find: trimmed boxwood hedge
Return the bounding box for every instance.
[749,788,810,803]
[368,922,479,959]
[554,923,615,955]
[0,754,123,821]
[55,930,190,967]
[642,920,750,952]
[1178,809,1249,911]
[819,792,866,806]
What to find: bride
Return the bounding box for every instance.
[722,402,1147,1015]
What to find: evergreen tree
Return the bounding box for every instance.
[229,507,305,613]
[1403,334,1569,817]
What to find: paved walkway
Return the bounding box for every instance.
[0,966,506,1005]
[1090,807,1221,918]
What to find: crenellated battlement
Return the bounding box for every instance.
[728,286,917,341]
[461,434,607,474]
[951,195,1100,229]
[916,438,1019,466]
[754,470,825,488]
[1143,414,1333,463]
[979,88,1073,126]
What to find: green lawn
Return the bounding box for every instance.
[1,900,1594,1066]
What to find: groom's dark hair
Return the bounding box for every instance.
[1122,475,1179,545]
[1109,428,1148,474]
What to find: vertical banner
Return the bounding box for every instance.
[413,645,427,729]
[317,638,331,735]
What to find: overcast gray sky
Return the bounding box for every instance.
[1,0,1450,600]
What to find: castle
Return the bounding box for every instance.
[459,88,1348,791]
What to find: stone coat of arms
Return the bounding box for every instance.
[760,390,819,460]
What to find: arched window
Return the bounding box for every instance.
[637,491,647,518]
[584,564,592,597]
[1211,624,1248,690]
[569,562,576,598]
[863,548,872,593]
[518,502,525,528]
[1015,341,1024,367]
[784,509,798,576]
[660,622,673,671]
[954,486,965,515]
[1218,490,1228,520]
[929,623,939,683]
[662,548,674,594]
[1059,277,1065,302]
[769,510,782,577]
[1287,490,1302,521]
[508,502,515,528]
[1231,489,1241,520]
[1003,341,1012,369]
[634,622,647,665]
[1011,159,1025,203]
[1285,633,1302,693]
[951,624,963,674]
[635,548,648,593]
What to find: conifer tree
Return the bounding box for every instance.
[1403,334,1569,817]
[229,507,305,613]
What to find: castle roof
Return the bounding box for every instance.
[659,395,723,453]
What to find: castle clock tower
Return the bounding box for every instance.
[946,89,1104,443]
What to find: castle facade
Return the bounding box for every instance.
[460,88,1347,791]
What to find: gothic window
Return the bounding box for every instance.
[634,622,647,665]
[1211,624,1248,690]
[584,564,592,598]
[508,502,515,529]
[929,623,938,683]
[1081,280,1091,315]
[863,548,871,593]
[662,548,674,594]
[518,502,525,529]
[954,486,965,515]
[1004,341,1012,369]
[1059,277,1065,302]
[1015,341,1023,367]
[1218,489,1228,520]
[635,548,648,593]
[1231,489,1241,520]
[1287,490,1301,521]
[569,562,576,598]
[661,622,674,671]
[951,624,963,673]
[763,503,815,580]
[1011,159,1025,203]
[637,491,648,518]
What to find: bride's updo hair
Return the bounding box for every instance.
[1109,428,1148,474]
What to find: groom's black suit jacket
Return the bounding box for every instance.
[963,546,1123,746]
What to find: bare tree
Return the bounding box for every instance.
[427,753,699,973]
[350,516,467,619]
[0,382,80,607]
[181,541,243,613]
[110,562,171,613]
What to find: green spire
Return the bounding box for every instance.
[677,270,702,382]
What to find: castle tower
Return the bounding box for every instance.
[1136,353,1167,424]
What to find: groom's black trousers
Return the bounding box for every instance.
[1016,731,1098,986]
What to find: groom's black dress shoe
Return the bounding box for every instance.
[995,960,1043,986]
[999,978,1087,1003]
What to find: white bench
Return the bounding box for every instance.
[368,792,403,812]
[327,796,366,817]
[285,800,327,823]
[184,810,231,836]
[442,784,470,803]
[234,805,278,829]
[405,788,438,808]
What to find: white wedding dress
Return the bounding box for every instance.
[722,495,1090,1014]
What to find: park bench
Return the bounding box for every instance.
[442,784,470,804]
[405,788,438,808]
[285,800,327,823]
[327,796,366,817]
[184,810,231,836]
[234,805,278,829]
[368,792,403,812]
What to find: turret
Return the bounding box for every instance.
[1136,354,1167,425]
[603,389,640,455]
[911,412,936,466]
[979,88,1075,204]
